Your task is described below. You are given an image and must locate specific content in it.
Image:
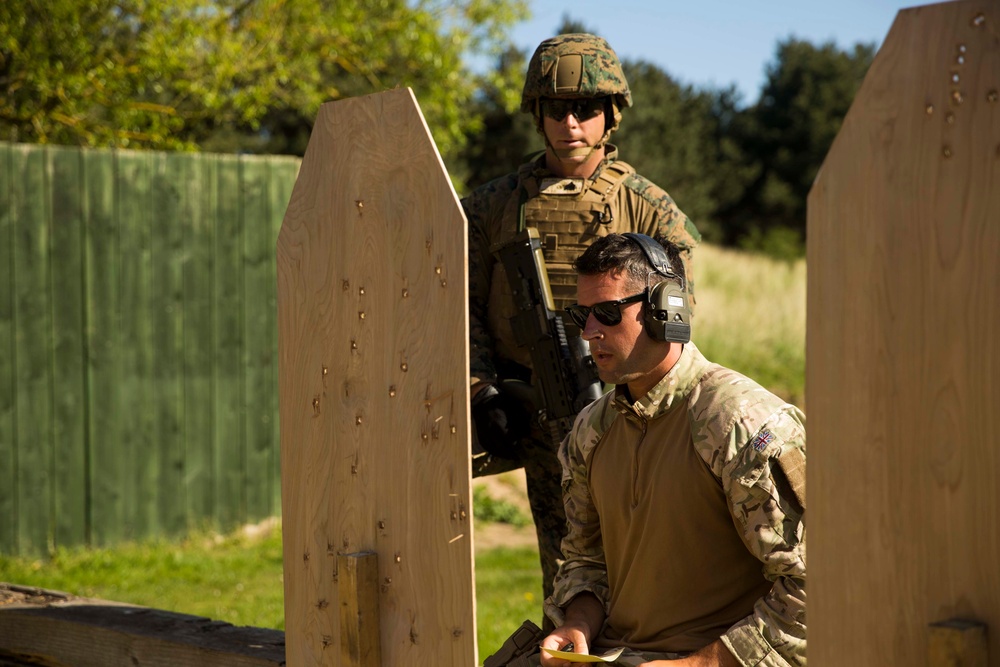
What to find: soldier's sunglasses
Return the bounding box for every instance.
[565,291,646,328]
[540,97,608,122]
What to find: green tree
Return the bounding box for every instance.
[718,38,874,255]
[212,0,530,160]
[613,62,728,240]
[0,0,528,160]
[1,0,290,149]
[455,45,536,191]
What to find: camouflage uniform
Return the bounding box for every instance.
[466,146,700,385]
[465,148,700,601]
[543,341,806,666]
[465,34,701,609]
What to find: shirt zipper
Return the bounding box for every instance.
[631,415,647,509]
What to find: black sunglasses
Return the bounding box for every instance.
[565,291,646,328]
[540,97,608,122]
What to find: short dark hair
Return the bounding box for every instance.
[573,233,685,292]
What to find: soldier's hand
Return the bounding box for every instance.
[539,628,589,666]
[471,384,530,460]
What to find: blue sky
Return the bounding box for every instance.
[502,0,935,103]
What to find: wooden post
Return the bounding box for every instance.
[277,88,476,666]
[928,619,988,667]
[338,552,381,667]
[807,0,1000,664]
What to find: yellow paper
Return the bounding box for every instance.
[540,646,626,663]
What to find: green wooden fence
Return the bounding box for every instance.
[0,142,301,556]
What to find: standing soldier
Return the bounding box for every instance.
[464,33,702,609]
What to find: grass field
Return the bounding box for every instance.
[0,518,540,660]
[0,242,804,661]
[694,243,806,407]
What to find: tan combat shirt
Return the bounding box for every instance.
[547,342,807,666]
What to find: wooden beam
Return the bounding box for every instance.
[0,584,284,667]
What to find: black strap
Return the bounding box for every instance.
[622,232,675,278]
[483,620,544,666]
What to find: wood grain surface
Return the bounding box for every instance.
[0,584,285,667]
[277,88,475,666]
[807,1,1000,664]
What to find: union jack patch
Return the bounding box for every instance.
[749,429,775,452]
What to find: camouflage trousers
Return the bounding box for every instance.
[473,430,566,612]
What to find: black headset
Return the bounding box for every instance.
[621,233,692,344]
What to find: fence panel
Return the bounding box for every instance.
[242,157,276,522]
[117,149,157,543]
[182,154,217,526]
[11,145,54,554]
[213,155,247,529]
[49,146,88,549]
[151,152,187,536]
[268,161,298,516]
[0,142,300,556]
[84,148,122,547]
[0,144,16,553]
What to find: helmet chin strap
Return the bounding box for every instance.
[550,143,596,160]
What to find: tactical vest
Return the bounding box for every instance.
[513,158,638,305]
[487,158,639,370]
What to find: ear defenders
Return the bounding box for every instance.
[621,233,692,344]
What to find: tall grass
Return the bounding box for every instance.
[694,243,806,407]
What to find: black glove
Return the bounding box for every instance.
[471,384,530,460]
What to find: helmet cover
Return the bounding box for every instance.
[520,33,632,112]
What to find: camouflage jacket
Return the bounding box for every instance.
[546,342,807,666]
[462,147,701,386]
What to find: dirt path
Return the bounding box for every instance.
[471,469,539,553]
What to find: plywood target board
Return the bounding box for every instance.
[277,88,475,666]
[807,1,999,664]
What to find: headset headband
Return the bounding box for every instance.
[620,233,691,344]
[621,233,682,286]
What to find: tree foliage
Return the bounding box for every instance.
[3,3,875,257]
[613,62,722,233]
[456,29,874,257]
[0,0,528,158]
[2,0,287,149]
[717,38,875,254]
[455,45,537,189]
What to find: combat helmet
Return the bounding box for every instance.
[521,33,632,158]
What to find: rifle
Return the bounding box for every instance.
[493,228,603,447]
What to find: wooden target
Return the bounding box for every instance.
[277,88,475,666]
[807,1,1000,664]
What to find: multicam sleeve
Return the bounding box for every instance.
[543,398,615,627]
[718,405,807,667]
[462,187,499,386]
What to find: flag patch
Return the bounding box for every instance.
[749,429,775,452]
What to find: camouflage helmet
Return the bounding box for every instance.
[520,33,632,113]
